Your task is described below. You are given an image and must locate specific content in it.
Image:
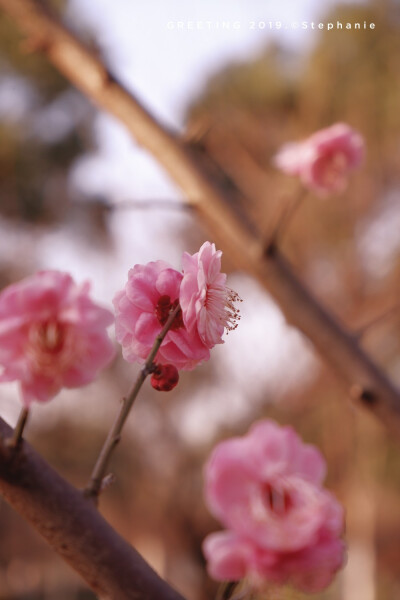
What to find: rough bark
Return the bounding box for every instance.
[0,417,187,600]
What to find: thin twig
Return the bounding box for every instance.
[216,581,237,600]
[229,589,249,600]
[6,407,29,449]
[356,303,400,339]
[266,186,307,252]
[112,199,192,211]
[73,199,193,212]
[84,304,181,500]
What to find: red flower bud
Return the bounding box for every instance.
[150,363,179,392]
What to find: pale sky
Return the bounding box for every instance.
[67,0,365,127]
[67,0,367,202]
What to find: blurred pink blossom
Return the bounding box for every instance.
[203,526,345,593]
[0,270,115,406]
[180,241,241,348]
[203,420,345,592]
[114,260,209,370]
[273,123,364,195]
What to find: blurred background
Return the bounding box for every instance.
[0,0,400,598]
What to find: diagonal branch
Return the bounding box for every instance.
[85,304,182,499]
[1,0,400,436]
[0,416,186,600]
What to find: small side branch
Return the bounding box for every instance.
[85,304,181,499]
[265,187,307,252]
[355,303,400,339]
[6,407,29,449]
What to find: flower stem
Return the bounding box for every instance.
[216,582,239,600]
[84,304,181,500]
[7,407,29,449]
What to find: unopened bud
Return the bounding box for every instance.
[150,363,179,392]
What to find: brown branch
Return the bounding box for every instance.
[1,0,400,436]
[74,199,194,212]
[258,248,400,426]
[85,304,182,499]
[0,417,186,600]
[6,406,29,448]
[105,199,193,211]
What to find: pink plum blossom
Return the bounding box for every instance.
[0,270,115,406]
[180,242,241,348]
[203,525,345,593]
[203,419,345,593]
[114,260,210,370]
[273,122,364,195]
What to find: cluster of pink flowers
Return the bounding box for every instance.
[0,248,347,593]
[273,122,364,195]
[203,420,345,593]
[0,242,240,402]
[113,241,241,385]
[0,270,115,406]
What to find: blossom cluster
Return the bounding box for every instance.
[203,420,345,593]
[0,242,240,403]
[273,122,364,195]
[114,241,241,374]
[0,170,348,594]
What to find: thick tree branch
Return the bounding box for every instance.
[0,417,186,600]
[1,0,400,436]
[258,248,400,424]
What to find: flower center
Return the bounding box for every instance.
[320,151,349,187]
[205,285,242,334]
[26,319,75,375]
[262,482,293,517]
[155,295,183,330]
[31,319,66,354]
